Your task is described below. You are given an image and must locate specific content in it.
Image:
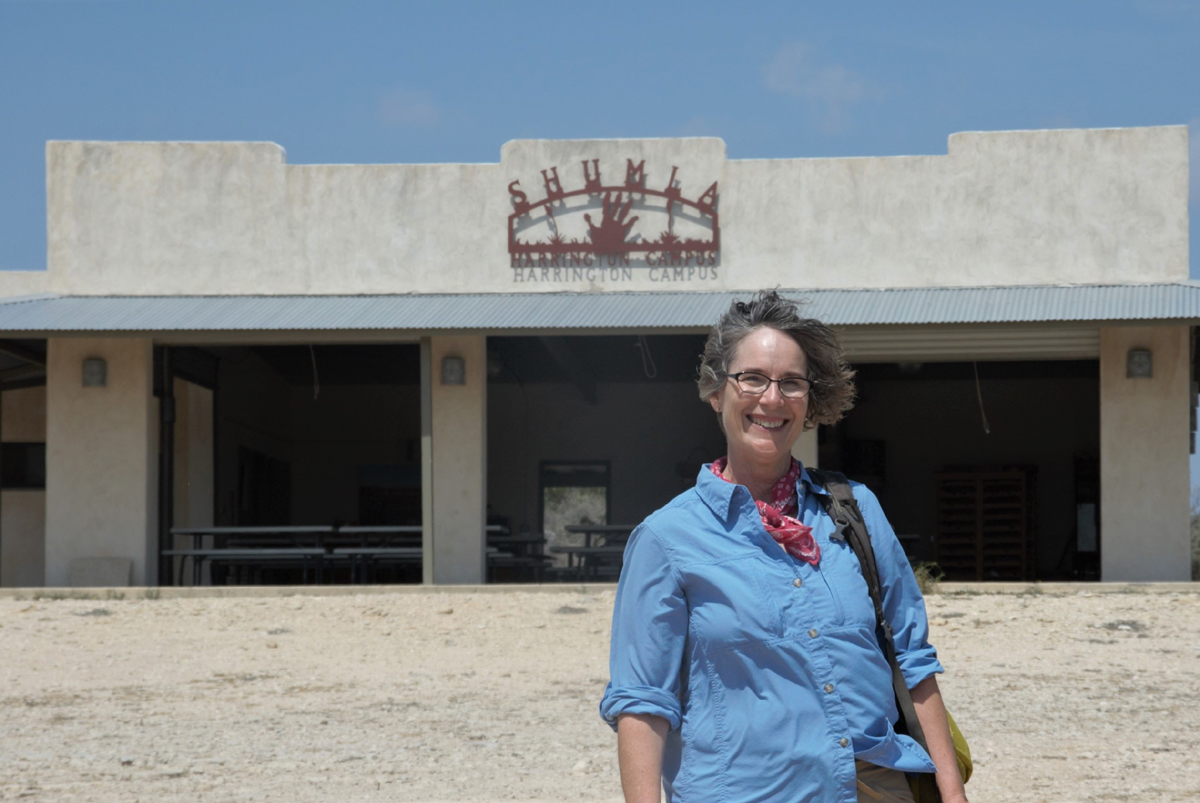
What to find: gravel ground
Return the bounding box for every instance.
[0,587,1198,803]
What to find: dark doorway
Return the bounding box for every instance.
[820,359,1101,580]
[487,334,725,581]
[159,343,423,585]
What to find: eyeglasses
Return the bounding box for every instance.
[728,371,813,399]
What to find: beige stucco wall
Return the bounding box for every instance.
[792,427,818,470]
[44,338,157,586]
[428,336,487,584]
[171,379,213,585]
[3,386,47,441]
[1,492,46,587]
[173,379,214,530]
[0,270,50,298]
[0,386,47,587]
[42,126,1188,297]
[1099,326,1191,581]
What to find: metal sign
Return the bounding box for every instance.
[508,159,719,271]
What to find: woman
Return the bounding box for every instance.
[599,291,968,803]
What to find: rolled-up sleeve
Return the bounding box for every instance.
[853,486,944,690]
[599,523,688,732]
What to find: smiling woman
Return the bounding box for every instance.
[600,290,971,803]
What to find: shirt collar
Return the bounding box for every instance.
[695,460,829,519]
[695,464,738,518]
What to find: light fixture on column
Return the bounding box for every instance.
[441,355,466,386]
[82,357,108,387]
[1126,348,1152,379]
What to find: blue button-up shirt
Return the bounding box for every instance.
[600,464,942,803]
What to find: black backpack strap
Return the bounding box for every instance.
[807,469,939,802]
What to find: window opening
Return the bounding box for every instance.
[540,461,610,568]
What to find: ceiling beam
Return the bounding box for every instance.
[0,340,46,366]
[0,364,46,384]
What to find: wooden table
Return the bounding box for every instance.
[162,548,327,585]
[487,535,551,582]
[172,526,336,547]
[562,524,634,548]
[167,524,517,585]
[330,546,423,583]
[548,545,627,580]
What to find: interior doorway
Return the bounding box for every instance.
[487,334,725,581]
[157,343,422,585]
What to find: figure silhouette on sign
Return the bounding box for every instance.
[585,192,639,253]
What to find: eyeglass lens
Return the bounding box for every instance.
[734,372,810,397]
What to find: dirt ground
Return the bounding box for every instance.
[0,586,1198,803]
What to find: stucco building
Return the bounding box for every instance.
[0,125,1193,587]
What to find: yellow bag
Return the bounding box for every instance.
[948,713,973,784]
[908,712,972,802]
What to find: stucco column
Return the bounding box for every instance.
[172,378,214,585]
[792,426,818,470]
[1099,325,1191,581]
[44,338,158,586]
[422,335,487,584]
[0,387,47,587]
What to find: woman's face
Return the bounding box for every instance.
[710,326,810,468]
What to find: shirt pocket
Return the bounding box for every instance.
[684,556,783,649]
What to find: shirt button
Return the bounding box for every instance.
[824,683,835,693]
[808,628,818,638]
[792,578,803,588]
[839,737,850,748]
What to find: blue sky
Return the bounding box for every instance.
[1,0,1196,276]
[2,1,1200,490]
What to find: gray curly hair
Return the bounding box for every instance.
[697,290,856,431]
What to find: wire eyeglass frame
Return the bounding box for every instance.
[727,371,813,399]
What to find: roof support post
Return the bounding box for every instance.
[424,335,488,584]
[1099,325,1191,581]
[420,337,434,585]
[45,338,157,587]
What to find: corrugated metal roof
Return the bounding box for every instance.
[0,283,1198,332]
[839,324,1102,362]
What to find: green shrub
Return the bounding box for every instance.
[1191,507,1200,581]
[913,562,945,595]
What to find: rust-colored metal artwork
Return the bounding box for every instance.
[507,159,719,260]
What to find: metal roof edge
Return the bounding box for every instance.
[0,292,63,305]
[1,284,1198,333]
[16,281,1198,301]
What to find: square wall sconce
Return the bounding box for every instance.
[82,357,108,387]
[1126,348,1153,379]
[441,356,466,386]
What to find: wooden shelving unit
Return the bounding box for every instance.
[935,468,1035,581]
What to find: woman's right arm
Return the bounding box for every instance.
[599,524,688,802]
[617,713,669,803]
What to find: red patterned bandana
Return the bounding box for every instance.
[710,457,821,566]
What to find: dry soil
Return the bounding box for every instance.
[0,587,1197,803]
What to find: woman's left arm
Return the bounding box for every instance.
[850,485,944,689]
[850,485,965,798]
[911,676,968,803]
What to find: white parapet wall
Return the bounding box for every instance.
[1099,325,1192,581]
[42,126,1189,296]
[44,338,158,587]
